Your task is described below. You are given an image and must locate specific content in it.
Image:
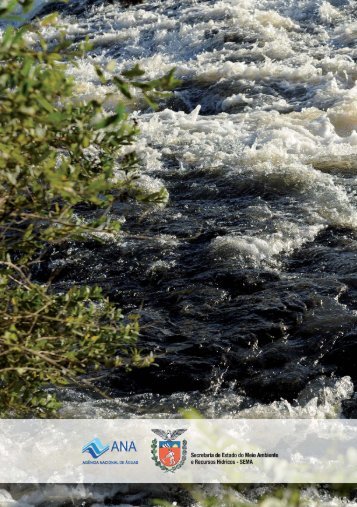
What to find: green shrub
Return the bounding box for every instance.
[0,0,177,416]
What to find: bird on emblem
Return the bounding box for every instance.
[151,429,187,441]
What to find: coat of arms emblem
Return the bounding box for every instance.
[151,428,187,472]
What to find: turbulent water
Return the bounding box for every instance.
[2,0,357,504]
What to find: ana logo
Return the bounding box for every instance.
[82,438,110,459]
[82,437,137,464]
[151,428,187,472]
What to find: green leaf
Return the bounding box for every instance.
[122,64,145,79]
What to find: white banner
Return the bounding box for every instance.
[0,419,356,483]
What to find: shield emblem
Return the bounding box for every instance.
[158,440,181,467]
[151,429,187,472]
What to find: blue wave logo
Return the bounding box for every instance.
[82,438,110,459]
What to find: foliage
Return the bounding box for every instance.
[0,0,177,416]
[0,0,33,17]
[153,484,356,507]
[0,270,145,415]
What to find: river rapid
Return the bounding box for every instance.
[2,0,357,504]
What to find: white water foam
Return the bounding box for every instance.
[57,376,354,420]
[35,0,356,270]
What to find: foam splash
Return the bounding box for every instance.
[2,484,357,507]
[58,376,354,420]
[211,223,323,267]
[138,106,357,238]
